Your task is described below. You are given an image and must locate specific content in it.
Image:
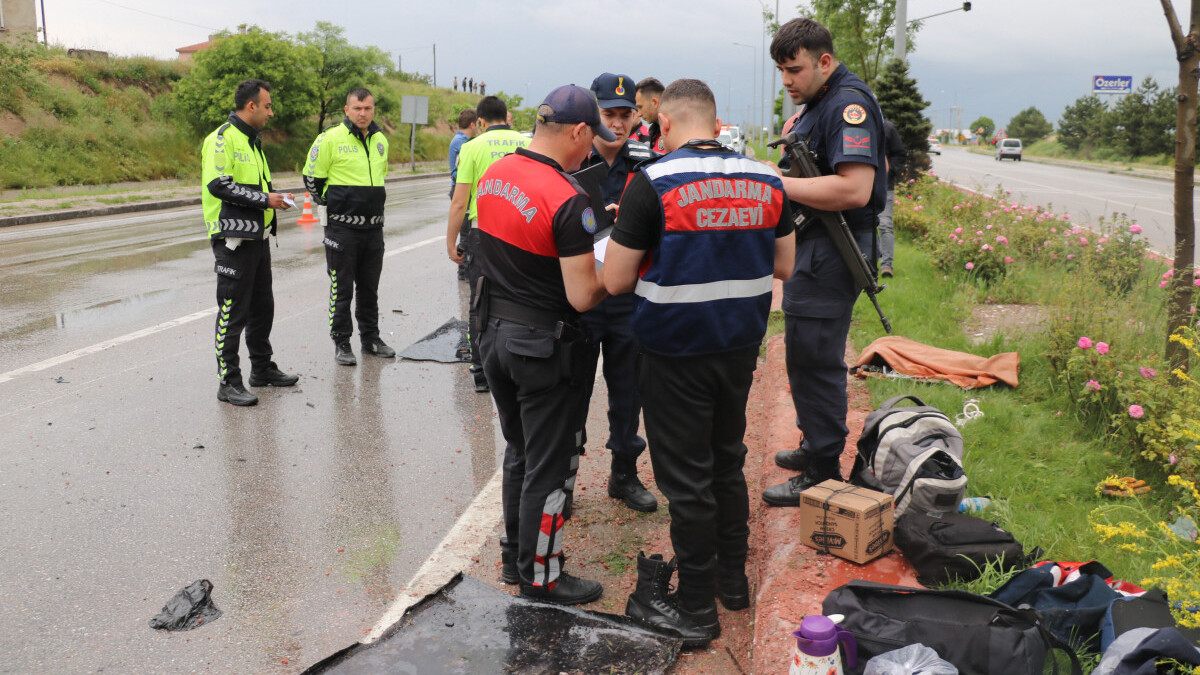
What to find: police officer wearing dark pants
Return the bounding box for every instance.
[200,79,299,407]
[761,18,888,506]
[303,88,394,366]
[605,79,795,647]
[476,85,613,605]
[578,72,657,513]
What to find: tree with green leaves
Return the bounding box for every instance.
[174,27,319,133]
[296,22,393,135]
[800,0,917,85]
[968,116,995,143]
[1005,106,1052,143]
[1158,0,1198,371]
[1057,95,1108,151]
[874,58,932,178]
[1107,77,1176,157]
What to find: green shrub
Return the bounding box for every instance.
[0,42,38,113]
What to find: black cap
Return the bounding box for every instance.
[590,72,637,109]
[537,85,617,142]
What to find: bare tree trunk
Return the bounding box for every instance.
[1162,0,1200,370]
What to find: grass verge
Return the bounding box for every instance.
[848,235,1174,590]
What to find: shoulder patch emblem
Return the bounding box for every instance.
[842,128,873,157]
[376,142,385,156]
[842,104,867,125]
[582,207,597,234]
[309,146,320,163]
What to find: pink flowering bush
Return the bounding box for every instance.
[1088,213,1150,294]
[892,175,1193,478]
[1064,325,1200,479]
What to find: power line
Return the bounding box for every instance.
[92,0,218,32]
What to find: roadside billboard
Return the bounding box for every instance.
[1093,75,1133,94]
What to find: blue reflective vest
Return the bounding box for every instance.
[632,147,785,356]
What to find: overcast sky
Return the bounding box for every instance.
[39,0,1184,134]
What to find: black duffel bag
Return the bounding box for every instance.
[895,510,1025,586]
[823,580,1082,675]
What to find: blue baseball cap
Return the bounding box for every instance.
[590,72,638,109]
[537,85,617,141]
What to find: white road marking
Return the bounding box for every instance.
[0,235,443,385]
[364,465,504,643]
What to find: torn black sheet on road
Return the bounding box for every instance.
[306,574,681,674]
[148,579,222,631]
[398,318,471,363]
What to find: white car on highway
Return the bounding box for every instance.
[718,125,746,154]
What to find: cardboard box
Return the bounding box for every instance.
[798,479,894,564]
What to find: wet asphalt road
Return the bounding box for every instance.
[931,148,1198,257]
[0,176,503,672]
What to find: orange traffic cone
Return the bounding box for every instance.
[297,193,320,225]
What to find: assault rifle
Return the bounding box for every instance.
[768,132,892,333]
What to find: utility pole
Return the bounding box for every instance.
[894,0,907,62]
[397,54,401,73]
[432,44,437,87]
[40,0,48,45]
[768,0,780,150]
[759,9,766,146]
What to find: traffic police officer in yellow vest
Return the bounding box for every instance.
[201,78,299,407]
[303,88,393,365]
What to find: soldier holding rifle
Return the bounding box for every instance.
[761,18,889,507]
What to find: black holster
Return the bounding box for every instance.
[473,276,490,335]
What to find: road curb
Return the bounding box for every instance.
[0,171,450,229]
[961,148,1172,183]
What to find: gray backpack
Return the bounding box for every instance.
[851,395,967,517]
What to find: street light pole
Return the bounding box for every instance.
[768,0,779,152]
[894,0,907,62]
[898,2,972,62]
[733,42,756,142]
[759,10,766,147]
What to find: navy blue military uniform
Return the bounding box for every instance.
[779,63,887,477]
[614,141,791,637]
[577,139,654,479]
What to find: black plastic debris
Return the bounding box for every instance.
[306,574,681,674]
[52,376,69,383]
[148,579,223,631]
[398,318,471,363]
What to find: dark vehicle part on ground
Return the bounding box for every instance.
[148,579,222,631]
[306,573,682,674]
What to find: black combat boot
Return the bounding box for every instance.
[217,377,258,407]
[362,337,396,358]
[716,563,750,611]
[248,362,299,387]
[773,440,815,471]
[500,537,518,585]
[519,571,602,605]
[626,552,721,648]
[761,454,843,507]
[607,457,658,512]
[334,341,357,366]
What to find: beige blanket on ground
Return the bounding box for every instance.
[854,335,1020,389]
